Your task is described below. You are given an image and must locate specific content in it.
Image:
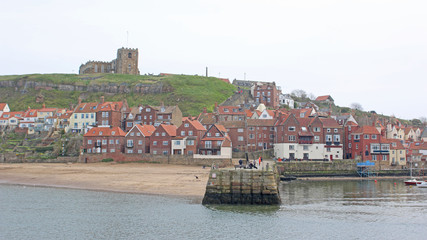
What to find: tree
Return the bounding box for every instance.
[291,89,307,99]
[308,93,316,101]
[420,116,427,127]
[350,102,363,111]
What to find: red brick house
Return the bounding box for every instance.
[150,124,177,155]
[82,126,126,154]
[131,104,182,129]
[124,124,156,154]
[96,96,129,129]
[220,121,246,152]
[175,119,206,155]
[246,119,276,151]
[199,124,232,155]
[252,82,281,108]
[349,125,389,161]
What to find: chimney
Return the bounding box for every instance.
[100,96,105,104]
[214,102,218,110]
[42,103,46,109]
[115,104,119,111]
[78,97,82,105]
[203,107,207,113]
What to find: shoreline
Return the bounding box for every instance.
[0,162,211,203]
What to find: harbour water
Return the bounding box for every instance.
[1,179,426,240]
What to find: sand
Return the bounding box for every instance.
[0,163,211,202]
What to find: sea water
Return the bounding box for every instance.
[1,179,426,240]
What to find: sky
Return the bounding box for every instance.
[1,0,426,120]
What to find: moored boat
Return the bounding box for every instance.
[416,181,427,188]
[404,178,422,186]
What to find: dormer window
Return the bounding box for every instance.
[184,123,189,127]
[99,131,103,135]
[224,108,229,112]
[301,127,307,132]
[112,131,115,135]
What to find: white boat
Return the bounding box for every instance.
[416,181,427,188]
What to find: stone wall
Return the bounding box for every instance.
[0,153,79,163]
[79,153,232,167]
[202,168,281,205]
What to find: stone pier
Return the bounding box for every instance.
[202,167,281,205]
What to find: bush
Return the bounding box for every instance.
[101,158,114,162]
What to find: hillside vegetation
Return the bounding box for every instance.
[0,73,236,116]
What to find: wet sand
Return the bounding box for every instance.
[0,163,211,201]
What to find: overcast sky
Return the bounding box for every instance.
[1,0,426,120]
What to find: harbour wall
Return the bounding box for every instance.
[202,168,281,205]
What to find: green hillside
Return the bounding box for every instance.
[0,73,236,116]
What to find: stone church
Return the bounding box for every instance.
[79,47,140,75]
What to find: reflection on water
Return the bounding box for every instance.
[1,179,426,240]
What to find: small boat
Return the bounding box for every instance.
[404,178,423,186]
[416,181,427,188]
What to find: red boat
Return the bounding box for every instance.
[404,178,423,186]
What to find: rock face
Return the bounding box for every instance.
[202,168,281,205]
[0,80,169,95]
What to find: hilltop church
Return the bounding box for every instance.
[79,47,140,75]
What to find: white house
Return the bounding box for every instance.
[279,94,294,109]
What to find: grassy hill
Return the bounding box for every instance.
[0,73,236,116]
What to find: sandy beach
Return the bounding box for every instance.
[0,163,211,201]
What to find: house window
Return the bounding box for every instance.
[187,140,194,145]
[372,135,377,139]
[372,155,377,161]
[88,148,92,153]
[153,151,157,155]
[249,134,254,139]
[237,128,244,132]
[303,145,309,151]
[314,136,320,142]
[130,132,134,136]
[88,140,92,144]
[349,143,352,148]
[326,135,332,142]
[238,136,244,141]
[155,133,159,136]
[102,149,107,153]
[102,139,107,144]
[127,140,133,147]
[382,155,387,161]
[288,135,296,141]
[288,126,296,131]
[162,132,166,136]
[175,141,181,146]
[205,141,212,148]
[355,135,360,140]
[181,131,185,136]
[163,141,168,146]
[289,145,295,150]
[215,133,220,137]
[188,131,193,136]
[153,141,157,146]
[138,150,142,154]
[327,128,331,133]
[127,122,133,127]
[137,133,141,136]
[364,134,369,139]
[333,135,340,142]
[326,148,331,152]
[128,52,132,58]
[313,127,320,132]
[116,140,119,144]
[184,123,189,127]
[109,140,114,144]
[334,129,338,133]
[127,149,133,154]
[138,140,143,145]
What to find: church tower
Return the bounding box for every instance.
[115,48,140,75]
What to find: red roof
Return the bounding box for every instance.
[0,103,8,111]
[1,111,25,119]
[352,126,380,135]
[160,124,177,137]
[245,109,254,118]
[187,119,206,131]
[97,101,124,112]
[74,102,99,113]
[215,124,228,133]
[320,118,341,128]
[84,127,126,137]
[315,95,333,101]
[134,124,156,137]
